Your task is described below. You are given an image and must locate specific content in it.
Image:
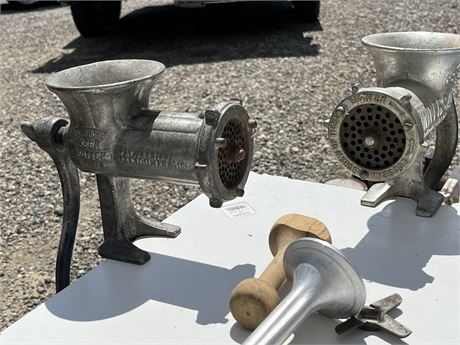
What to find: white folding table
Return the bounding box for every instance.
[2,173,459,344]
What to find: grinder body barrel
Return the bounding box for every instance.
[68,111,203,183]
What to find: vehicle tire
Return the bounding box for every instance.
[5,0,39,10]
[291,1,320,22]
[70,1,121,37]
[7,0,38,5]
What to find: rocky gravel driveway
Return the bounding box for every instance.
[1,0,459,331]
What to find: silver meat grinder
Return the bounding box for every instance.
[21,59,256,291]
[328,32,460,217]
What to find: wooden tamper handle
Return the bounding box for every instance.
[229,214,332,330]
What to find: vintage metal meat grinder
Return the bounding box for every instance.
[328,32,460,217]
[21,59,256,291]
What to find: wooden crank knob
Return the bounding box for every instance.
[229,214,332,330]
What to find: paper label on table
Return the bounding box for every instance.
[222,201,255,218]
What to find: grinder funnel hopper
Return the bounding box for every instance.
[46,59,165,128]
[362,31,460,105]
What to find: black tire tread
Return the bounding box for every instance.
[70,1,121,37]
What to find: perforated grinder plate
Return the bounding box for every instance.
[339,104,406,170]
[218,119,247,188]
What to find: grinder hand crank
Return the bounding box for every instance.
[229,214,332,330]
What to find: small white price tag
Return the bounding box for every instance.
[222,200,255,219]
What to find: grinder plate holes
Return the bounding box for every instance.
[339,104,406,170]
[218,119,247,188]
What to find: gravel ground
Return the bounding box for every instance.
[1,0,459,331]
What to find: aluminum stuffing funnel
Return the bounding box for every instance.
[242,238,366,345]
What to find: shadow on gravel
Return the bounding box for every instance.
[33,1,321,72]
[0,1,61,14]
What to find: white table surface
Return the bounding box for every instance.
[1,173,459,344]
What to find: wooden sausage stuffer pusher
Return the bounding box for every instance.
[229,214,332,330]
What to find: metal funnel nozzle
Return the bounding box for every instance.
[243,238,366,345]
[46,59,165,92]
[45,59,165,127]
[361,31,460,103]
